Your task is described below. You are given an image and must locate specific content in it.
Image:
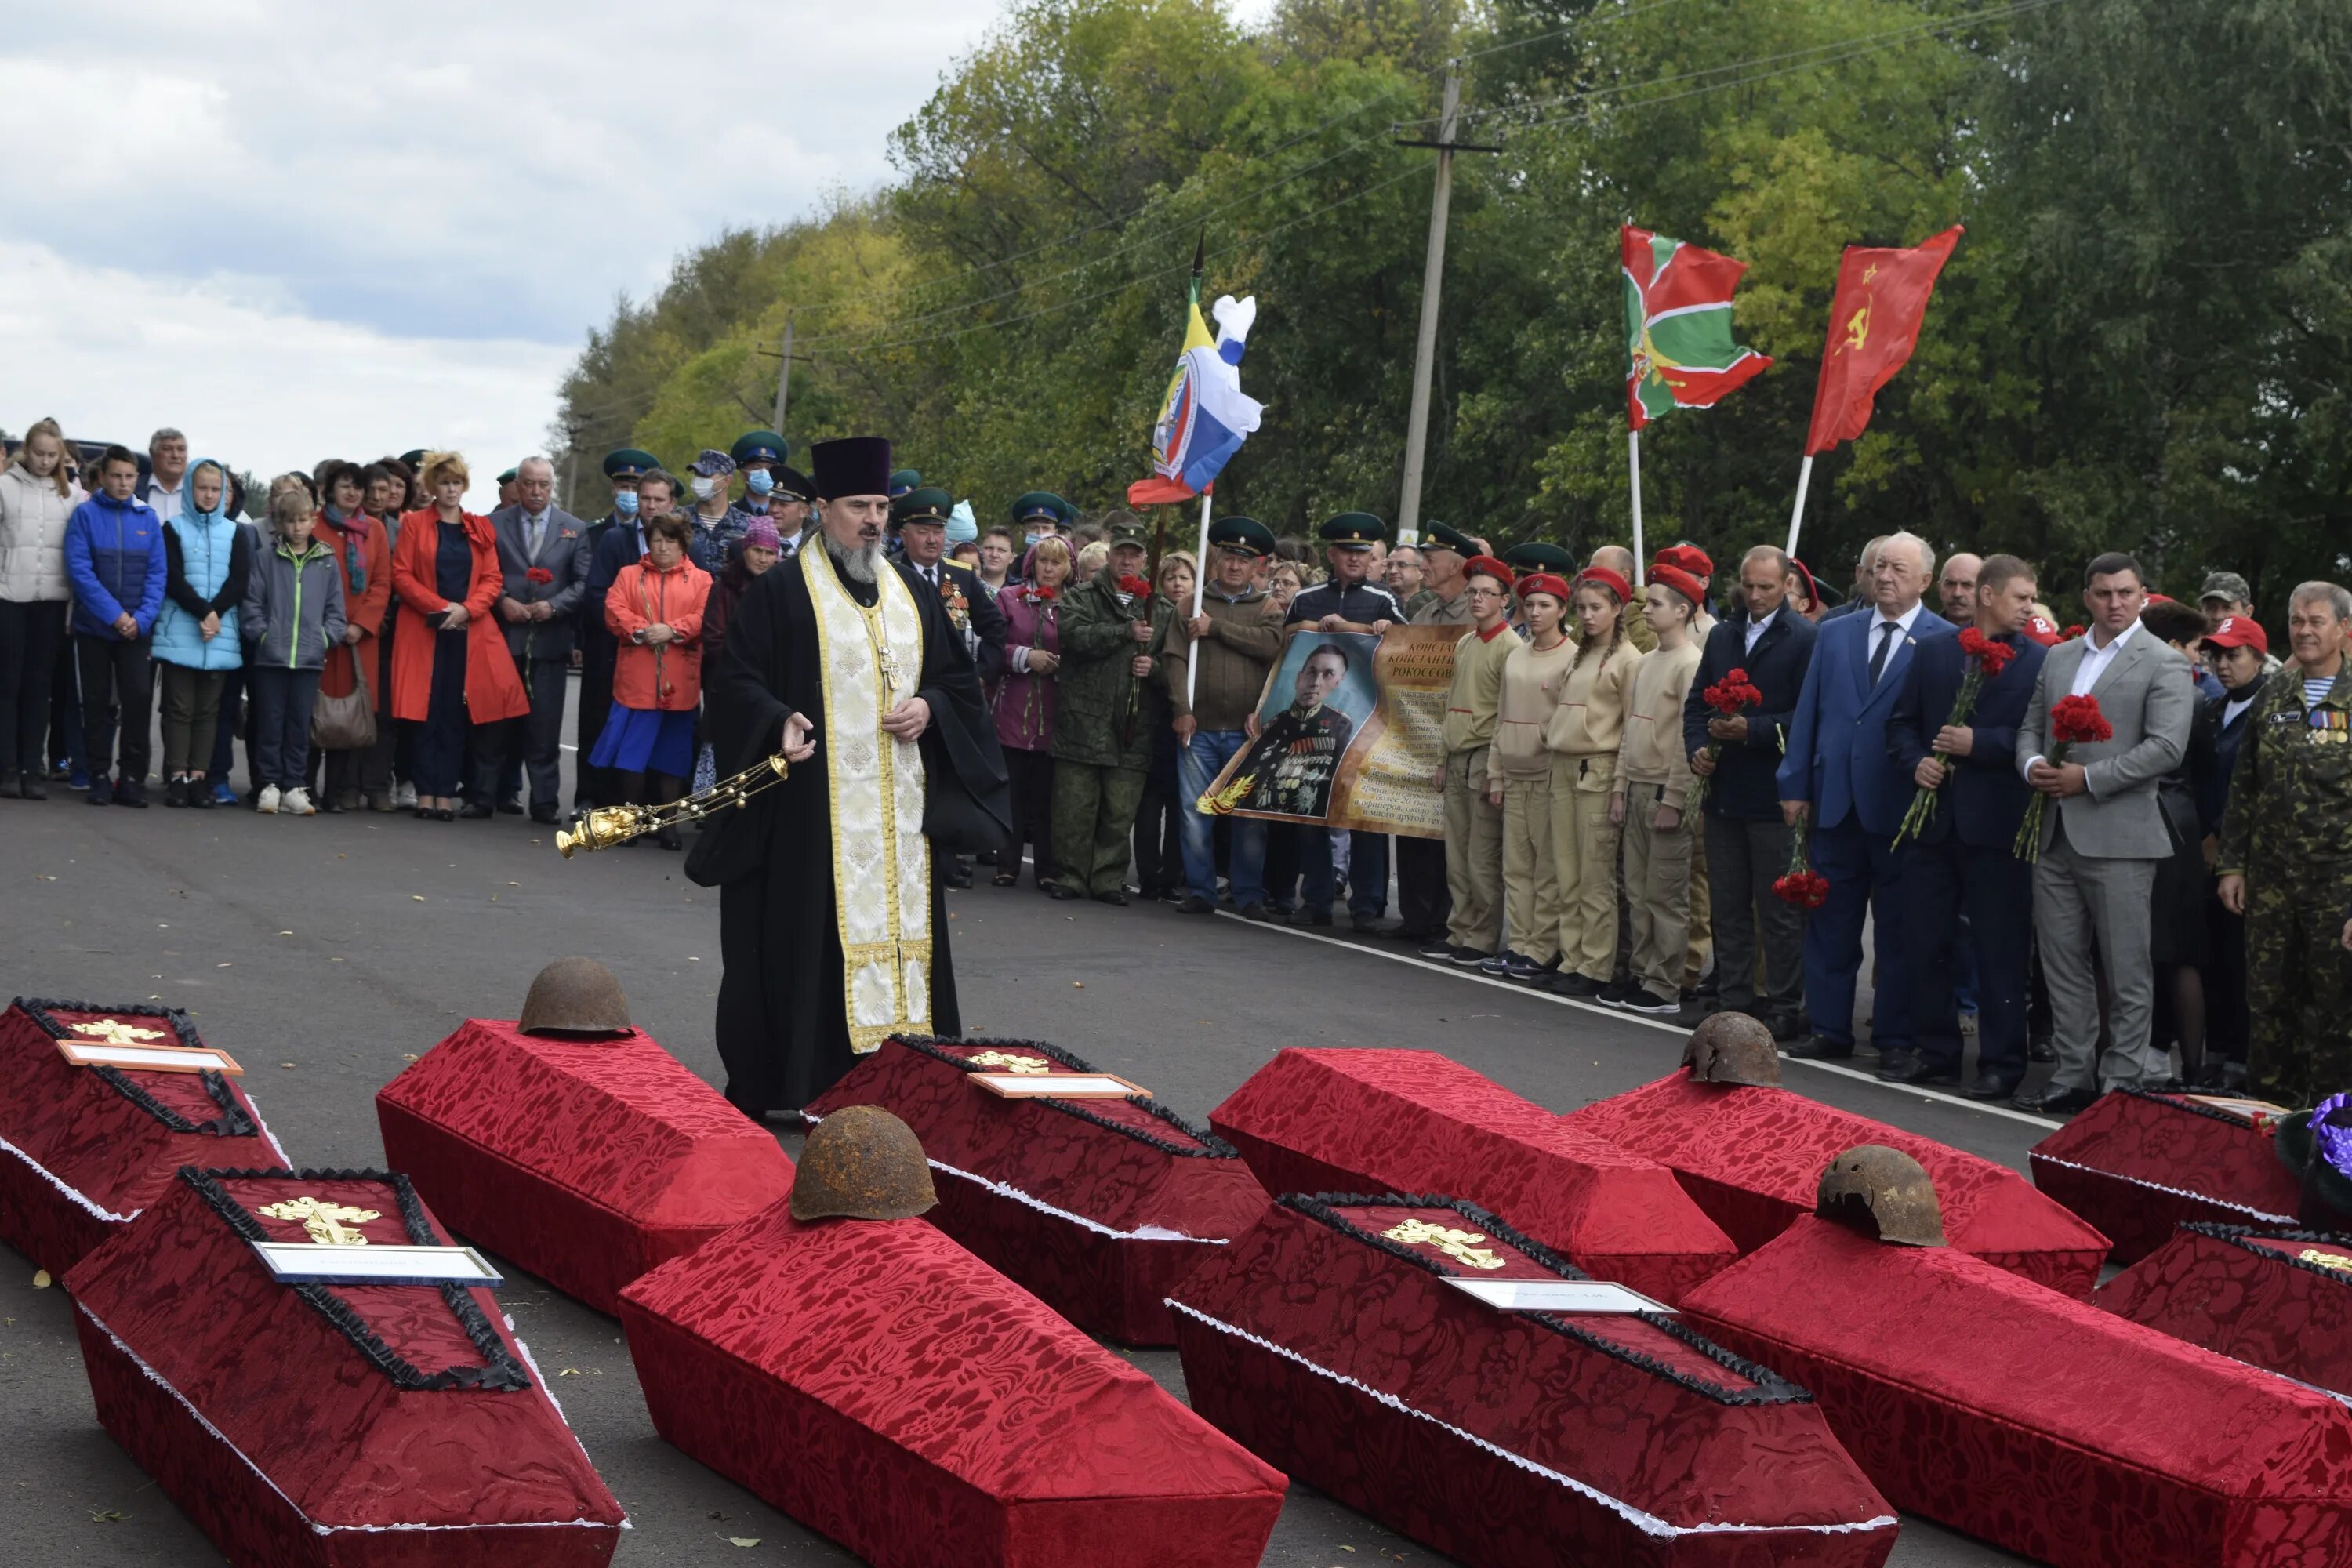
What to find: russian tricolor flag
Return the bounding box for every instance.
[1128,293,1262,506]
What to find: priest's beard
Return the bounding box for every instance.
[826,533,884,584]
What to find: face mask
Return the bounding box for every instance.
[613,490,639,517]
[691,477,717,499]
[1025,531,1047,547]
[745,469,774,496]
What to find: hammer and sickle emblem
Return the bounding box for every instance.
[1842,303,1871,353]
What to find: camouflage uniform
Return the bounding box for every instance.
[1049,574,1171,896]
[2216,663,2352,1105]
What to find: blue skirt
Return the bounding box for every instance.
[589,706,695,777]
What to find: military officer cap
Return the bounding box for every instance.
[1102,510,1149,548]
[1208,515,1277,558]
[731,430,788,468]
[1504,539,1575,573]
[688,448,737,478]
[602,448,659,481]
[496,466,519,485]
[771,465,815,503]
[398,448,427,468]
[888,468,922,500]
[1423,521,1477,556]
[892,487,954,527]
[1011,491,1072,527]
[1318,512,1386,550]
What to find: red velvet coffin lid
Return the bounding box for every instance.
[2100,1223,2352,1399]
[806,1036,1268,1241]
[64,1167,623,1533]
[1209,1048,1735,1302]
[618,1198,1287,1508]
[0,999,286,1261]
[2031,1089,2303,1260]
[1682,1217,2352,1542]
[376,1018,793,1229]
[1170,1193,1894,1540]
[1568,1071,2111,1295]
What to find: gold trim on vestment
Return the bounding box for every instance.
[801,542,931,1052]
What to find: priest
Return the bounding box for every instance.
[695,437,1010,1120]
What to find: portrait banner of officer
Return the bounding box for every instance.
[1198,624,1456,837]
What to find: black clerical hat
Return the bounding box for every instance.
[811,437,894,501]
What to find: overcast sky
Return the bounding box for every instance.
[2,0,1012,507]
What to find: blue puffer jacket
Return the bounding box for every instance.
[152,460,252,671]
[64,491,166,641]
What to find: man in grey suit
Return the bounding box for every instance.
[488,456,591,824]
[2011,551,2195,1115]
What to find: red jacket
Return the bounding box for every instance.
[606,557,710,712]
[388,508,528,725]
[314,511,391,702]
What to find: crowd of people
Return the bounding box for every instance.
[2,422,2347,1116]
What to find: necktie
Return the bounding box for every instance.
[1869,620,1897,687]
[528,517,543,561]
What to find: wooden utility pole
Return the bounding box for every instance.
[772,310,795,433]
[1394,63,1500,542]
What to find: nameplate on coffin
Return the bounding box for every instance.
[2179,1094,2292,1125]
[1443,1277,1677,1314]
[57,1038,245,1075]
[253,1240,504,1287]
[969,1072,1145,1099]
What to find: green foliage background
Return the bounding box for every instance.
[552,0,2351,611]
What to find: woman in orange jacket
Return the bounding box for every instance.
[592,510,709,848]
[312,459,393,812]
[389,452,527,820]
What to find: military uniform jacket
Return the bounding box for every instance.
[1234,701,1355,818]
[2216,662,2352,885]
[1286,578,1406,630]
[1049,573,1171,770]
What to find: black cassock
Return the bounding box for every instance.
[692,550,1010,1115]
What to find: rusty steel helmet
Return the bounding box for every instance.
[789,1105,938,1222]
[1682,1012,1783,1088]
[1816,1145,1947,1247]
[517,957,634,1036]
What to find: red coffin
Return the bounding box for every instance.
[2030,1088,2303,1263]
[1170,1193,1896,1568]
[65,1167,625,1567]
[0,997,289,1273]
[376,1018,793,1314]
[1682,1215,2352,1568]
[618,1197,1287,1568]
[804,1036,1269,1345]
[1567,1070,2111,1296]
[2100,1222,2352,1399]
[1210,1048,1736,1303]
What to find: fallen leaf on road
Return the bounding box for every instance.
[559,1368,579,1377]
[279,1062,296,1070]
[217,962,232,968]
[507,882,521,887]
[411,895,426,902]
[88,1508,127,1523]
[727,1539,760,1548]
[402,1054,419,1062]
[1073,982,1084,989]
[278,931,292,936]
[31,1270,51,1289]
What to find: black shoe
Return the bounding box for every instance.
[2028,1036,2056,1064]
[1049,884,1083,902]
[164,777,189,808]
[1673,997,1716,1028]
[530,804,559,826]
[1241,902,1275,923]
[1503,953,1551,984]
[85,776,112,806]
[16,772,45,800]
[434,806,457,822]
[497,797,524,815]
[1874,1051,1962,1087]
[114,778,147,808]
[1415,934,1452,960]
[655,825,683,851]
[1552,972,1601,999]
[1622,989,1685,1017]
[2013,1083,2099,1117]
[187,782,215,809]
[946,867,974,889]
[1595,978,1643,1007]
[0,771,18,799]
[1759,1008,1807,1043]
[1178,895,1214,915]
[1447,945,1487,967]
[1094,890,1128,907]
[1289,906,1332,928]
[1351,913,1385,934]
[459,802,494,819]
[1965,1073,2023,1102]
[1784,1034,1853,1061]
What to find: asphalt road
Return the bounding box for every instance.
[0,702,2049,1566]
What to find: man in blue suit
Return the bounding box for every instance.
[1884,554,2046,1098]
[1777,532,1955,1060]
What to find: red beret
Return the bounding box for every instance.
[1518,572,1572,603]
[1647,562,1708,610]
[1573,565,1633,605]
[1462,554,1515,588]
[1654,543,1715,579]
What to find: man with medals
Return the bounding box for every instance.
[1225,641,1358,821]
[697,437,1011,1121]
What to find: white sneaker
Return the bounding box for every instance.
[394,780,418,809]
[255,784,281,815]
[281,786,316,816]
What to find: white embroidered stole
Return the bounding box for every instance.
[802,544,931,1052]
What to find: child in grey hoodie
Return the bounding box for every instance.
[241,487,347,815]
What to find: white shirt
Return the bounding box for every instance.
[1743,612,1774,653]
[1860,600,1926,681]
[2020,618,2140,780]
[2223,692,2259,731]
[146,475,183,524]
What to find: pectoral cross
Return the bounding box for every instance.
[71,1018,169,1047]
[258,1196,382,1247]
[877,645,905,709]
[1381,1217,1508,1271]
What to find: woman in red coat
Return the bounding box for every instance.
[593,510,709,848]
[389,452,527,820]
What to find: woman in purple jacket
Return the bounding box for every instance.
[989,536,1072,891]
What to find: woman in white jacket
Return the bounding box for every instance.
[0,419,81,798]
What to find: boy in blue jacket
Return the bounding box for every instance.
[63,446,167,806]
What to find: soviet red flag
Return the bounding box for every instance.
[1802,226,1963,455]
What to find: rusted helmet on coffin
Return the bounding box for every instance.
[1682,1012,1782,1087]
[1816,1144,1946,1246]
[517,956,633,1036]
[790,1105,938,1221]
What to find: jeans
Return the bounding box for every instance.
[75,633,154,783]
[0,598,67,777]
[1304,827,1387,919]
[247,666,321,789]
[1178,730,1265,906]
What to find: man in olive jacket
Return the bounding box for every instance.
[1050,527,1172,903]
[1162,515,1286,915]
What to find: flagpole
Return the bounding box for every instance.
[1627,429,1646,583]
[1184,489,1213,720]
[1784,453,1815,558]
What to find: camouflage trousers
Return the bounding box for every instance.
[1051,762,1147,899]
[2246,873,2352,1107]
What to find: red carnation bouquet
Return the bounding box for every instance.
[2013,693,2114,862]
[524,567,554,584]
[1893,629,2017,848]
[1773,818,1829,909]
[1115,573,1152,602]
[1689,667,1762,810]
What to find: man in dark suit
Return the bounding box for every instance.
[1885,554,2046,1098]
[1684,545,1818,1038]
[894,486,1007,890]
[487,457,590,824]
[1777,531,1956,1061]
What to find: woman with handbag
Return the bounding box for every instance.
[312,460,391,812]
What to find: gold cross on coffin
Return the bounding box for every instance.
[966,1051,1051,1074]
[1381,1218,1508,1271]
[70,1018,169,1047]
[258,1196,382,1247]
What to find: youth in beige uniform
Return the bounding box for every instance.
[1613,564,1706,1013]
[1484,575,1577,979]
[1543,568,1640,993]
[1438,557,1520,959]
